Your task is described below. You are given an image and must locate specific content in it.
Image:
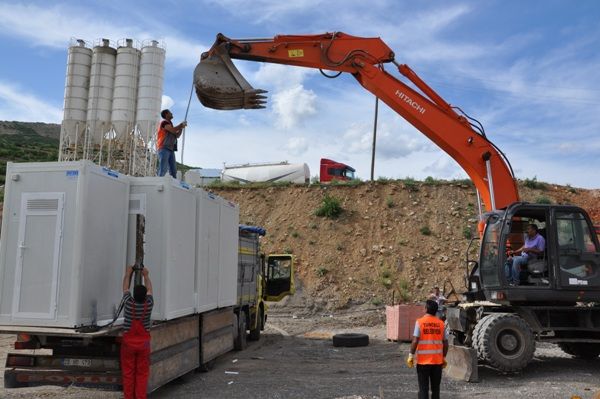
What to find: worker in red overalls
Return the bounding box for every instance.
[406,299,448,399]
[121,266,154,399]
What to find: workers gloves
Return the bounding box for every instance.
[405,354,448,369]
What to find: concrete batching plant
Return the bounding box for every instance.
[58,38,165,177]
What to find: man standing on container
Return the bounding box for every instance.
[157,109,186,178]
[121,266,154,399]
[406,300,448,399]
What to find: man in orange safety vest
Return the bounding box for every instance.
[406,299,448,399]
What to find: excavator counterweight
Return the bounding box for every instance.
[194,42,267,110]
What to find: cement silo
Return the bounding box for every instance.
[135,40,165,147]
[87,39,116,146]
[59,39,92,160]
[111,39,140,140]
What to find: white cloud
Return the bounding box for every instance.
[0,82,62,123]
[0,3,207,68]
[343,122,430,159]
[423,155,467,179]
[272,85,317,129]
[253,64,313,90]
[161,95,174,110]
[205,0,320,24]
[284,137,309,156]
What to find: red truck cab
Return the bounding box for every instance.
[319,158,356,183]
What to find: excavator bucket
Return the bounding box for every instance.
[194,44,267,110]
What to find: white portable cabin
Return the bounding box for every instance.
[127,176,196,321]
[195,190,239,313]
[0,161,129,328]
[221,162,310,184]
[218,197,239,307]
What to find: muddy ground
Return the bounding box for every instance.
[0,309,599,399]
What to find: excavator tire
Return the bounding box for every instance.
[472,313,535,372]
[472,314,495,360]
[558,343,600,360]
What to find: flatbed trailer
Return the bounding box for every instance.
[2,307,233,391]
[1,226,294,392]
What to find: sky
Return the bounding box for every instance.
[1,1,600,187]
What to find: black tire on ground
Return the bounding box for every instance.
[332,333,369,348]
[558,342,600,359]
[234,312,248,351]
[248,308,263,341]
[472,313,535,372]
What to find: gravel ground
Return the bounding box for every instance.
[0,311,599,399]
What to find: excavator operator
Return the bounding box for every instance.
[504,224,545,285]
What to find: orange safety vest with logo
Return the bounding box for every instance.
[415,314,445,365]
[156,120,176,151]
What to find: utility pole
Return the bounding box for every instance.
[370,97,379,181]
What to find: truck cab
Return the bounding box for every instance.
[319,158,356,183]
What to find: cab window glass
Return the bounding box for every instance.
[556,211,600,288]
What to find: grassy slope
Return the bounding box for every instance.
[0,123,60,187]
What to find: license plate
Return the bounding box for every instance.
[63,358,92,368]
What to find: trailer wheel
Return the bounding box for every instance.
[234,312,248,351]
[558,343,600,360]
[249,308,263,341]
[332,333,369,348]
[473,313,535,372]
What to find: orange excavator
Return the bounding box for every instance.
[195,32,600,379]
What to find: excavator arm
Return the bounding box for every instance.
[194,32,519,211]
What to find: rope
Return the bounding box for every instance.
[180,82,194,165]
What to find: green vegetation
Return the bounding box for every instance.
[309,222,318,229]
[523,176,547,190]
[463,226,473,240]
[403,177,419,191]
[535,196,552,204]
[336,243,344,251]
[420,226,432,236]
[283,247,293,254]
[291,231,299,238]
[315,194,343,219]
[398,278,411,302]
[566,184,577,194]
[424,176,440,185]
[0,123,60,185]
[316,267,328,277]
[386,196,395,208]
[371,297,383,306]
[450,178,474,186]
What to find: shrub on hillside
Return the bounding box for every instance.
[315,195,343,219]
[523,176,547,190]
[535,196,552,204]
[403,177,419,191]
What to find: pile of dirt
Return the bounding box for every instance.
[212,181,600,312]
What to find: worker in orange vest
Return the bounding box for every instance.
[406,299,448,399]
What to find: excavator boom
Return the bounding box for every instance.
[194,32,520,212]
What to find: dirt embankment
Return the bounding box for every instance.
[212,181,600,312]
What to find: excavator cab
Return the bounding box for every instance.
[469,203,600,304]
[264,254,295,302]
